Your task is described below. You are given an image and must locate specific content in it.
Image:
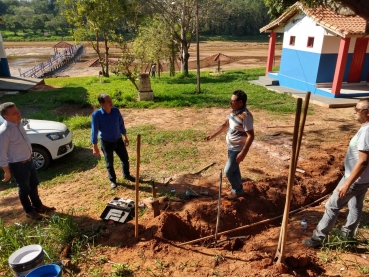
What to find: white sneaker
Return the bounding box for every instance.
[227,191,244,200]
[110,182,117,189]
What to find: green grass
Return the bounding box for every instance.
[318,211,369,272]
[1,68,298,125]
[1,30,73,42]
[0,214,96,274]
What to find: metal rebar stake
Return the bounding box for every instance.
[214,169,222,243]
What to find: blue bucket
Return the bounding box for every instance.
[25,263,62,277]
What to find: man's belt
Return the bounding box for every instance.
[10,157,32,165]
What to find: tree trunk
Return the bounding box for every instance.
[170,41,176,77]
[181,40,190,75]
[340,0,369,21]
[95,30,105,77]
[179,6,190,76]
[126,69,139,91]
[104,34,109,77]
[157,60,161,78]
[145,63,150,73]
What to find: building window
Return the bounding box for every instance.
[289,36,296,46]
[307,37,314,48]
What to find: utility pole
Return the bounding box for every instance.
[196,0,201,93]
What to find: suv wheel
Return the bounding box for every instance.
[32,146,51,170]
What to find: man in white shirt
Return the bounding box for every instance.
[0,102,55,220]
[303,99,369,247]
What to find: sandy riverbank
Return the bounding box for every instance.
[4,41,280,77]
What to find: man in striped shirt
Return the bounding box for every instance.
[206,90,254,200]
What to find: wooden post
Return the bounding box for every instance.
[135,134,141,239]
[275,98,302,264]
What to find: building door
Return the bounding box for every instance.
[348,38,368,83]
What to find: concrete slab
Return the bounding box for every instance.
[249,80,363,108]
[0,76,44,92]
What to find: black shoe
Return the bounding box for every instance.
[124,175,136,182]
[35,204,56,213]
[302,238,322,248]
[26,210,43,220]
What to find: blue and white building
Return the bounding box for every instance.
[260,2,369,98]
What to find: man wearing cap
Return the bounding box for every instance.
[0,102,55,220]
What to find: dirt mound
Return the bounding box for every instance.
[135,143,345,247]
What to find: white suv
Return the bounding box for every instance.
[0,116,74,170]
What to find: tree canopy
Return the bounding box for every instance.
[264,0,369,21]
[63,0,137,76]
[0,0,271,39]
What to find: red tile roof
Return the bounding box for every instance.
[52,41,74,49]
[260,2,368,38]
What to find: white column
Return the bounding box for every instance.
[0,32,11,77]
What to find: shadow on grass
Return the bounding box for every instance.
[37,147,98,182]
[153,93,227,106]
[0,87,91,122]
[163,70,262,86]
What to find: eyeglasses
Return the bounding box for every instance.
[354,107,368,113]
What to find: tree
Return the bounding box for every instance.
[0,1,8,15]
[264,0,369,21]
[30,15,45,34]
[200,0,270,36]
[1,0,19,15]
[3,14,23,35]
[146,0,203,76]
[13,6,34,17]
[333,0,369,20]
[52,15,70,34]
[63,0,136,77]
[31,0,54,15]
[111,36,140,91]
[133,16,175,77]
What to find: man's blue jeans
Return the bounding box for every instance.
[312,176,369,241]
[224,150,244,194]
[101,137,130,183]
[9,160,42,213]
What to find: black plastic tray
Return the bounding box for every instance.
[100,197,135,223]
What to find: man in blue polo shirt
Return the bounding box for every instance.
[91,94,135,189]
